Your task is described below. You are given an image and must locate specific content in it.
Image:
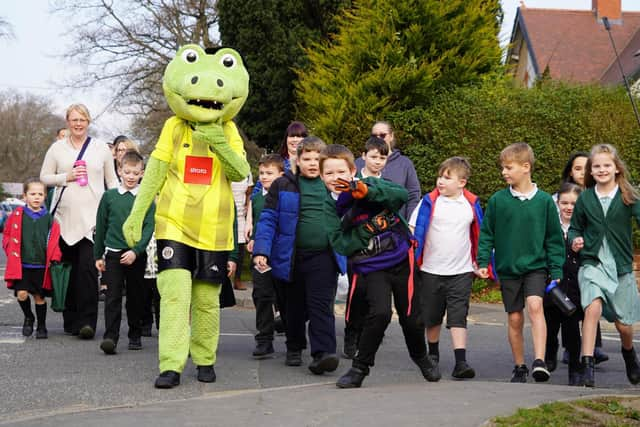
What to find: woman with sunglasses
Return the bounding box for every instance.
[355,121,420,219]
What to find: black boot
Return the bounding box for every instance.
[568,361,584,386]
[35,303,47,339]
[413,355,441,382]
[336,366,369,389]
[582,356,595,388]
[622,346,640,385]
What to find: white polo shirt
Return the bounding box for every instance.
[409,194,474,275]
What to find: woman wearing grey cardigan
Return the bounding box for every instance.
[40,104,118,339]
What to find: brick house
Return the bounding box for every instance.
[507,0,640,88]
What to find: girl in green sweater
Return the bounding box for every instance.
[569,143,640,387]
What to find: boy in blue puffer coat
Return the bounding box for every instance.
[253,137,346,375]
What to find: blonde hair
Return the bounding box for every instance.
[65,104,91,123]
[438,156,471,180]
[500,142,535,169]
[319,144,355,173]
[584,143,639,205]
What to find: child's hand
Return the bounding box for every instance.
[95,259,105,272]
[246,239,254,253]
[227,261,237,278]
[335,178,368,199]
[254,255,269,269]
[244,224,253,243]
[476,268,489,279]
[571,237,584,252]
[120,250,137,265]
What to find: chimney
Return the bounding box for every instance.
[593,0,622,23]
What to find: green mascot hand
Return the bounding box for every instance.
[193,122,226,147]
[123,214,143,248]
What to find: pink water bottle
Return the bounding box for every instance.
[74,160,88,186]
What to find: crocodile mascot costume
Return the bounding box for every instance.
[123,45,250,389]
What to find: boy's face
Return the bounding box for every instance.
[297,150,321,178]
[321,158,355,193]
[259,164,284,190]
[362,149,387,175]
[437,169,466,198]
[501,161,530,187]
[119,162,144,190]
[24,183,46,211]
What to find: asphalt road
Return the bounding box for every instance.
[1,237,639,426]
[1,293,639,426]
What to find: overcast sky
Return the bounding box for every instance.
[1,1,640,139]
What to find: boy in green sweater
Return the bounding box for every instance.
[246,153,285,359]
[477,142,564,383]
[95,151,155,354]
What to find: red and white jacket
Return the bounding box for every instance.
[2,207,62,290]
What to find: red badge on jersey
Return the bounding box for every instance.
[184,155,213,185]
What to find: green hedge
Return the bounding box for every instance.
[389,82,640,203]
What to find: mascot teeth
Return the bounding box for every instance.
[187,98,223,110]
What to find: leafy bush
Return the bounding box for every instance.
[394,82,640,203]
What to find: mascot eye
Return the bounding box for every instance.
[221,53,236,68]
[182,49,199,63]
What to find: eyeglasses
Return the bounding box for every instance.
[69,118,88,124]
[371,133,387,139]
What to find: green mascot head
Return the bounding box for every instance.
[162,44,249,124]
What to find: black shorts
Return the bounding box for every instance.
[500,269,547,313]
[13,267,49,297]
[419,271,473,328]
[157,240,229,284]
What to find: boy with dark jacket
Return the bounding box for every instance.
[253,137,346,374]
[321,144,438,388]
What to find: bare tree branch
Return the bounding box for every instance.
[51,0,219,144]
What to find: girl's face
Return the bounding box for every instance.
[570,156,588,186]
[24,183,46,212]
[116,142,128,162]
[286,135,304,157]
[557,191,578,224]
[590,152,618,187]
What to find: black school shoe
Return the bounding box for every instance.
[308,353,339,375]
[451,361,476,379]
[22,317,34,337]
[531,359,550,382]
[252,341,275,359]
[197,365,216,383]
[128,337,142,350]
[510,364,528,383]
[78,325,95,340]
[35,327,48,339]
[413,355,441,382]
[336,367,369,388]
[155,371,180,389]
[285,350,302,366]
[100,338,117,355]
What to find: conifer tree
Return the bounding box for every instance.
[217,0,350,149]
[295,0,503,146]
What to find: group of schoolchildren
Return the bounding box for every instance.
[6,126,640,391]
[4,150,157,356]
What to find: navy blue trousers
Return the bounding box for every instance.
[284,249,337,356]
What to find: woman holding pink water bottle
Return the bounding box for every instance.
[40,104,118,339]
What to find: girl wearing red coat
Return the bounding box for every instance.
[2,179,62,339]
